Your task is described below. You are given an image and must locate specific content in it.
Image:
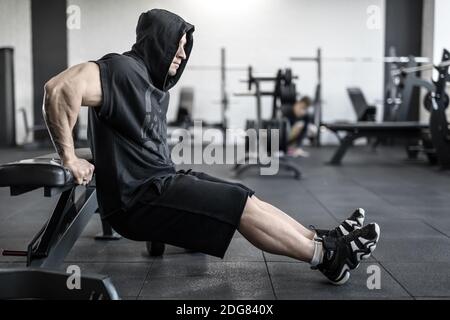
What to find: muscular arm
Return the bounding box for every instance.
[43,62,102,184]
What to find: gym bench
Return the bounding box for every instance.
[323,56,433,165]
[0,148,120,299]
[324,122,428,165]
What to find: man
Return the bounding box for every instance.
[285,96,314,157]
[43,9,380,285]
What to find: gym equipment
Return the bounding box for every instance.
[183,48,247,144]
[233,67,302,179]
[390,57,435,121]
[382,46,426,122]
[423,91,449,112]
[428,49,450,169]
[375,49,433,159]
[168,87,194,129]
[0,148,125,299]
[146,241,166,256]
[324,122,428,165]
[384,51,442,163]
[290,48,322,147]
[0,269,119,300]
[16,106,85,150]
[346,88,377,122]
[391,56,450,76]
[324,58,432,164]
[0,147,168,299]
[290,48,430,146]
[323,49,450,167]
[18,107,52,149]
[0,47,16,147]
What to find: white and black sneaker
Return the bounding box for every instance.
[313,222,380,285]
[312,208,365,239]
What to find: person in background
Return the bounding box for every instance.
[285,96,315,157]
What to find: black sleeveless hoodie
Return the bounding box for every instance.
[88,9,195,219]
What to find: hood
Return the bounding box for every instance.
[126,9,194,91]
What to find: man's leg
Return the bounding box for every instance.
[296,115,311,147]
[251,195,315,240]
[251,196,366,240]
[237,196,380,285]
[185,171,315,241]
[288,122,304,145]
[237,196,316,262]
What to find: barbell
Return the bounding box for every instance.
[391,59,450,76]
[290,55,430,64]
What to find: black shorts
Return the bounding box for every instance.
[107,169,255,258]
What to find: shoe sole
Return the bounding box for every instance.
[329,269,350,285]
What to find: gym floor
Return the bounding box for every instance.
[1,145,449,300]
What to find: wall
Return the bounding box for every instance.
[0,0,32,145]
[67,0,385,144]
[433,0,450,63]
[32,0,68,141]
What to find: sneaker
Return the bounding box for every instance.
[312,208,365,239]
[288,147,310,158]
[314,222,380,285]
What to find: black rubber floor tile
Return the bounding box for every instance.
[61,262,150,297]
[141,261,274,299]
[66,238,154,263]
[268,262,411,299]
[382,262,450,297]
[158,237,264,263]
[372,237,450,263]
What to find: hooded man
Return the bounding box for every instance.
[42,9,380,285]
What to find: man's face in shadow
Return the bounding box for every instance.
[168,34,187,76]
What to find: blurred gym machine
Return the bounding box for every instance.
[398,49,450,169]
[346,87,377,122]
[322,49,450,168]
[173,48,245,146]
[290,48,430,147]
[428,50,450,169]
[233,67,301,179]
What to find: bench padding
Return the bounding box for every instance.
[0,148,92,188]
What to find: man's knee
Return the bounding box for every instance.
[249,195,269,211]
[241,196,258,219]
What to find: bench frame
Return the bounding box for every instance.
[325,123,427,165]
[0,150,120,299]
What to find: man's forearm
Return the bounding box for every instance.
[42,86,81,163]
